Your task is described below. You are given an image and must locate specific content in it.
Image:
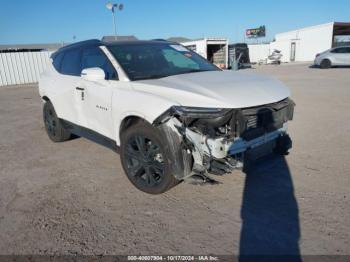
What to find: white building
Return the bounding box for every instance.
[248,22,350,63]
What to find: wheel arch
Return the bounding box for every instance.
[322,57,333,64]
[117,112,193,180]
[117,113,152,145]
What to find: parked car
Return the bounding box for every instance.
[314,46,350,69]
[39,39,295,194]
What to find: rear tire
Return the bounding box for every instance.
[120,121,179,194]
[43,101,71,142]
[320,59,331,69]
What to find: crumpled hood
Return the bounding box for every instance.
[132,70,291,108]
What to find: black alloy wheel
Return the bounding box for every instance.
[125,135,165,188]
[320,59,331,69]
[44,105,57,137]
[43,101,71,142]
[120,121,179,194]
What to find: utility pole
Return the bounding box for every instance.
[106,2,124,38]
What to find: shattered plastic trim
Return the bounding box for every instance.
[155,99,294,179]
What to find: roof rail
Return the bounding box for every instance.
[50,39,102,59]
[102,35,138,42]
[151,39,168,42]
[57,39,101,52]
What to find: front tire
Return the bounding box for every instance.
[320,59,331,69]
[120,121,179,194]
[43,101,71,142]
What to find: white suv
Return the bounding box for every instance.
[39,39,295,194]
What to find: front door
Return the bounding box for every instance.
[79,46,119,139]
[79,80,113,138]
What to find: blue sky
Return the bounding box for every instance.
[0,0,349,44]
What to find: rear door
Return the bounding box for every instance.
[79,46,118,139]
[53,48,82,125]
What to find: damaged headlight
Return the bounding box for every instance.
[153,106,232,124]
[172,106,230,118]
[154,98,295,140]
[153,106,234,137]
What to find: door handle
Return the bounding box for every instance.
[76,87,85,100]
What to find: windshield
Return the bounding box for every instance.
[107,42,220,81]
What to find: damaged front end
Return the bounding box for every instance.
[153,98,295,180]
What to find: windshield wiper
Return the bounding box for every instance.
[133,69,215,81]
[174,69,213,76]
[133,74,171,81]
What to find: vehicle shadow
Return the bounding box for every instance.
[239,155,302,262]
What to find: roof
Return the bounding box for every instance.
[103,40,175,46]
[53,39,101,55]
[51,38,176,57]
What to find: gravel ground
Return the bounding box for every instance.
[0,63,349,256]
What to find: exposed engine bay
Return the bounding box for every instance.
[153,98,295,180]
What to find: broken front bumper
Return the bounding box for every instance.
[156,98,295,179]
[160,117,292,179]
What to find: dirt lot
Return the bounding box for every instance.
[0,63,349,256]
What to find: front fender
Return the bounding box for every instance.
[113,88,178,145]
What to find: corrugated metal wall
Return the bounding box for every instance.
[0,51,53,86]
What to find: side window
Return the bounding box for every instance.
[81,47,118,80]
[52,52,64,72]
[61,49,82,76]
[332,48,347,53]
[331,48,338,53]
[338,48,346,53]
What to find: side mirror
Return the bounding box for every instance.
[81,67,105,81]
